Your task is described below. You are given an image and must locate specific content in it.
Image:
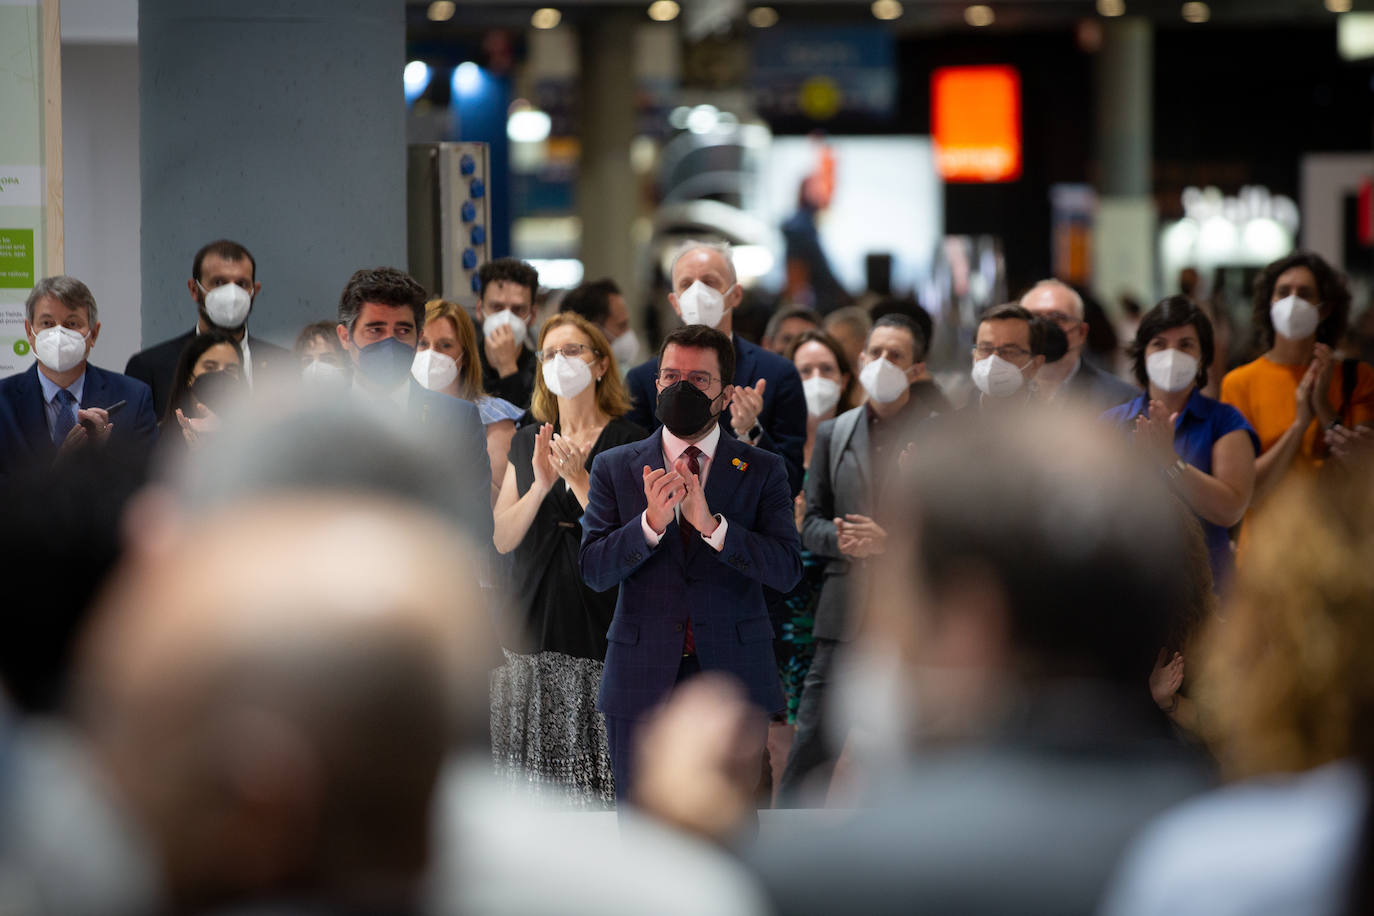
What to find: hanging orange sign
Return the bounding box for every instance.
[931,65,1022,183]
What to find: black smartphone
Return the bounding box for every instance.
[106,399,127,417]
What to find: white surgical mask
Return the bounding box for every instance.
[677,281,727,329]
[971,353,1028,399]
[1145,349,1198,393]
[542,352,594,399]
[200,282,253,330]
[482,309,528,349]
[301,359,349,392]
[1270,294,1320,341]
[802,376,842,417]
[33,325,90,373]
[859,357,910,404]
[610,329,640,366]
[410,348,459,392]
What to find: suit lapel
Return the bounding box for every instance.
[846,408,873,503]
[14,365,53,459]
[79,365,108,409]
[703,432,747,525]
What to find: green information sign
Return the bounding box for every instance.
[0,229,35,288]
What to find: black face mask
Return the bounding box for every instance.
[188,369,242,414]
[656,380,722,439]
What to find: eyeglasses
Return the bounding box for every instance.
[1039,311,1081,327]
[656,368,721,392]
[972,343,1030,361]
[536,342,598,363]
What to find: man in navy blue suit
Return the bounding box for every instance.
[0,276,157,478]
[333,267,493,549]
[625,242,808,497]
[580,325,802,801]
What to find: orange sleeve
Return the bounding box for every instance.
[1346,362,1374,428]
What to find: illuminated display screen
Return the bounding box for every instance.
[931,65,1022,183]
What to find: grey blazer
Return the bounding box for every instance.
[801,405,873,641]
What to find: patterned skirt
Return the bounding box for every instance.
[489,649,615,808]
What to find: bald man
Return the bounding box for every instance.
[1021,280,1138,409]
[625,242,807,496]
[73,495,492,916]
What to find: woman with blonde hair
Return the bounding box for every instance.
[1104,473,1374,916]
[490,311,646,805]
[411,298,525,502]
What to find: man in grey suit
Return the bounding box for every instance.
[777,314,926,803]
[1021,280,1138,409]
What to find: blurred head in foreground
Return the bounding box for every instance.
[1201,473,1374,780]
[853,409,1189,748]
[72,493,492,914]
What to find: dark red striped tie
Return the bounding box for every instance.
[680,445,702,654]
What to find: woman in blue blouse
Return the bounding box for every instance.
[1102,297,1258,590]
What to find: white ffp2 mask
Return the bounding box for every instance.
[677,281,727,329]
[33,325,90,373]
[1270,294,1320,341]
[411,348,459,392]
[1145,349,1198,393]
[542,352,594,399]
[859,357,909,404]
[971,353,1028,399]
[803,376,842,417]
[201,282,253,329]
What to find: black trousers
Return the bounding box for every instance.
[777,636,842,806]
[605,653,703,803]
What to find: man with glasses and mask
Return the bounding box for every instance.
[625,241,807,497]
[333,267,492,548]
[125,239,292,419]
[580,324,802,803]
[1020,280,1137,409]
[965,304,1048,409]
[1,275,158,476]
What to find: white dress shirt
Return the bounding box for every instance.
[640,423,729,552]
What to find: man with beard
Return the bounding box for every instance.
[125,239,292,418]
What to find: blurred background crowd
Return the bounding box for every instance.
[2,0,1374,913]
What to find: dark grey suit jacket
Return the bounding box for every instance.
[125,329,293,420]
[801,405,873,642]
[1063,358,1139,411]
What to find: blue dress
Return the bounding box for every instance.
[1101,389,1259,591]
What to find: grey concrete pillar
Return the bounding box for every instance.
[576,15,637,292]
[1096,18,1153,198]
[1092,17,1157,302]
[138,0,405,347]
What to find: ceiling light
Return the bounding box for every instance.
[531,7,562,28]
[647,0,680,21]
[427,1,455,22]
[403,61,431,102]
[748,6,779,27]
[1181,2,1210,23]
[1097,0,1125,16]
[1327,0,1353,12]
[965,5,995,26]
[452,61,483,97]
[508,109,552,143]
[871,0,903,21]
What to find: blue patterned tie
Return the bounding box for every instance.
[52,389,78,446]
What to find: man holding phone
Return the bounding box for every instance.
[0,276,158,477]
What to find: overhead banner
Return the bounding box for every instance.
[0,0,54,377]
[751,26,896,122]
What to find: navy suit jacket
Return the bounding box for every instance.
[0,363,158,477]
[624,335,807,496]
[579,428,801,721]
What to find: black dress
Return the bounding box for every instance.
[490,415,646,806]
